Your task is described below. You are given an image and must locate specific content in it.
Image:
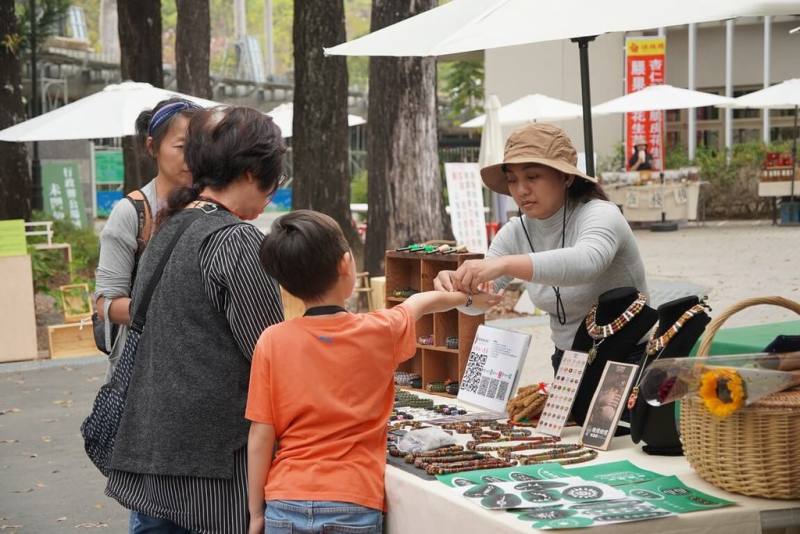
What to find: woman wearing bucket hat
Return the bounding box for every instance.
[434,123,648,373]
[629,136,654,171]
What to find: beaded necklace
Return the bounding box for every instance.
[627,302,708,409]
[584,292,647,363]
[424,458,517,475]
[495,442,580,459]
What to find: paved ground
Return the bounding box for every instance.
[1,221,798,532]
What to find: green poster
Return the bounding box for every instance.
[562,460,664,486]
[42,161,88,229]
[619,475,734,513]
[94,149,124,184]
[0,219,27,257]
[437,462,571,488]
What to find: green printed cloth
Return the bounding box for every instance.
[618,475,734,513]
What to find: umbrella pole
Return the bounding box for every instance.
[571,36,596,178]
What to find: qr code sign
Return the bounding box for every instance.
[495,380,510,401]
[462,351,487,393]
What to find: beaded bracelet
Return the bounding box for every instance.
[514,448,598,466]
[425,458,516,475]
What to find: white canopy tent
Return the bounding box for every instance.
[325,0,800,177]
[265,102,366,139]
[592,84,735,115]
[0,82,221,142]
[461,94,583,129]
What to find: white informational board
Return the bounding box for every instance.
[444,162,488,253]
[458,325,531,414]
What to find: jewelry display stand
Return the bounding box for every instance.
[385,250,484,394]
[630,296,710,455]
[571,287,657,427]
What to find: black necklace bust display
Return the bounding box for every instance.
[570,287,657,430]
[630,295,711,455]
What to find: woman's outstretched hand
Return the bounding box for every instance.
[453,258,506,294]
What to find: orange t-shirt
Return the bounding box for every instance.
[245,305,416,511]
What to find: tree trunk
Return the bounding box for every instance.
[365,0,444,276]
[291,0,362,258]
[176,0,211,98]
[118,0,162,193]
[0,0,31,220]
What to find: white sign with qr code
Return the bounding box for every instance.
[457,325,530,414]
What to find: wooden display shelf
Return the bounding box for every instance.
[385,249,484,389]
[416,344,459,354]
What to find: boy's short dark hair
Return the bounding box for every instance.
[259,210,350,301]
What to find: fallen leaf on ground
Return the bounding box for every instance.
[0,440,18,444]
[56,517,67,522]
[11,488,33,493]
[52,400,73,407]
[74,522,108,528]
[0,409,21,416]
[41,436,52,443]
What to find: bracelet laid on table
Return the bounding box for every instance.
[496,442,581,459]
[514,448,598,466]
[424,458,516,475]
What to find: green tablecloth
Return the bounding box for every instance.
[690,320,800,356]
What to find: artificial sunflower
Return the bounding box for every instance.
[698,368,746,417]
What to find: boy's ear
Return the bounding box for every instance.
[338,251,353,276]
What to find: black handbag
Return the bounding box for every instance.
[81,212,200,475]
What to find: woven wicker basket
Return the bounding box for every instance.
[680,296,800,499]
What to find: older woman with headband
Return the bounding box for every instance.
[435,123,649,373]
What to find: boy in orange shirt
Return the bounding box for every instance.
[246,210,500,534]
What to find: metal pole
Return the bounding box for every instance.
[571,36,596,178]
[763,16,772,144]
[725,20,734,163]
[30,0,42,212]
[233,0,247,40]
[688,23,697,161]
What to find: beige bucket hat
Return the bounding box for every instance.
[481,123,597,196]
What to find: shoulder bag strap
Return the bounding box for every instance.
[130,210,202,333]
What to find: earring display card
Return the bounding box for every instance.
[458,325,531,414]
[536,351,589,437]
[580,362,638,450]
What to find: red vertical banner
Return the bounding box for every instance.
[625,37,666,171]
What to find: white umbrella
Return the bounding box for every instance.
[592,84,735,115]
[477,95,511,224]
[324,0,799,177]
[266,102,366,139]
[0,81,221,142]
[721,78,800,109]
[461,94,583,129]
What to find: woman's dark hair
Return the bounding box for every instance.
[259,210,350,301]
[134,97,199,158]
[162,106,286,222]
[568,177,609,202]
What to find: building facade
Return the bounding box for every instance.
[484,16,800,163]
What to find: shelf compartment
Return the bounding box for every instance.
[422,348,460,387]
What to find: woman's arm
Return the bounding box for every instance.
[453,202,627,292]
[200,224,285,360]
[95,199,139,324]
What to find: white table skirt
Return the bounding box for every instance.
[384,397,800,534]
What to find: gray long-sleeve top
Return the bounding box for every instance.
[94,179,158,371]
[488,199,649,350]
